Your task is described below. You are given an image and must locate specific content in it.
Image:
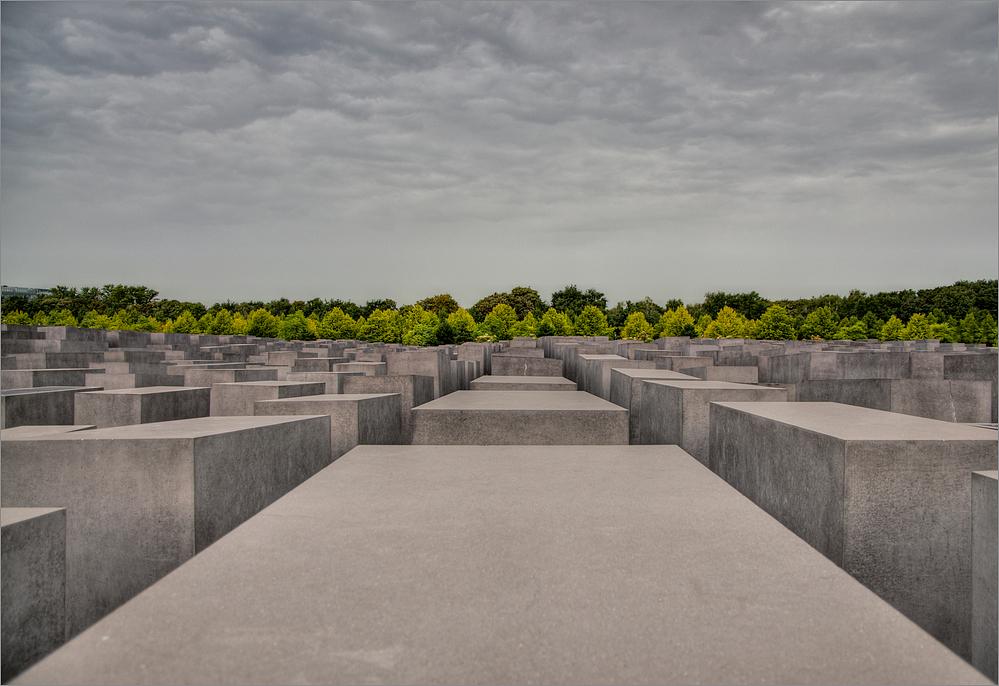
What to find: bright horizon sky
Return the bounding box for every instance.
[2,1,997,309]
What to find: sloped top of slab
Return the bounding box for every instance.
[713,401,999,441]
[644,379,778,391]
[415,390,626,411]
[611,369,699,380]
[80,386,209,395]
[471,376,575,385]
[14,444,988,685]
[0,415,329,441]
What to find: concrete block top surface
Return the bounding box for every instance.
[644,379,773,390]
[415,390,626,411]
[713,401,999,441]
[1,425,95,439]
[0,386,101,396]
[211,380,322,388]
[12,444,988,685]
[0,415,329,441]
[255,393,399,405]
[471,375,575,386]
[79,385,209,396]
[612,369,700,381]
[0,506,65,528]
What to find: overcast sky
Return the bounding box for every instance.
[2,1,996,309]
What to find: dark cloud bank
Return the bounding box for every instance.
[2,1,996,307]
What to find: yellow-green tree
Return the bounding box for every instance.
[574,305,613,337]
[755,305,796,341]
[879,315,905,341]
[902,313,931,340]
[446,309,477,342]
[317,308,358,340]
[655,307,695,338]
[359,309,403,343]
[540,308,574,336]
[620,312,654,342]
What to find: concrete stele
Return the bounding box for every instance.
[11,445,989,686]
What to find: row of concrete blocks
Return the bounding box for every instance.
[530,338,997,424]
[4,443,996,684]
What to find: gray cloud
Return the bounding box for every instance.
[2,1,996,307]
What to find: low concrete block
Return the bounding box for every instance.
[490,355,564,377]
[653,355,714,373]
[209,381,326,416]
[608,369,699,445]
[469,375,577,391]
[578,354,652,400]
[2,508,66,683]
[329,362,387,376]
[1,425,95,439]
[0,415,332,637]
[972,470,998,682]
[684,365,759,384]
[341,375,434,444]
[75,387,211,427]
[638,380,786,464]
[254,394,402,459]
[384,350,453,398]
[1,387,103,430]
[285,371,365,394]
[411,391,628,445]
[709,401,998,660]
[13,445,989,685]
[946,353,998,423]
[182,367,277,387]
[798,378,993,423]
[1,369,95,389]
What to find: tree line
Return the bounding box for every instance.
[2,280,996,346]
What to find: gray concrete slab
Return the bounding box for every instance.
[411,391,628,445]
[1,386,103,430]
[2,508,66,683]
[469,375,577,391]
[798,378,993,423]
[709,401,998,660]
[75,386,211,427]
[341,375,434,444]
[0,425,95,439]
[285,370,365,393]
[608,369,700,445]
[1,368,97,389]
[684,365,759,384]
[0,415,332,637]
[972,470,998,682]
[254,393,402,459]
[12,445,989,685]
[490,355,564,377]
[209,380,327,416]
[638,380,787,464]
[384,349,454,398]
[946,353,998,423]
[182,367,278,387]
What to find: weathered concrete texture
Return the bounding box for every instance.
[457,342,493,375]
[608,369,700,445]
[74,386,211,427]
[797,378,993,423]
[342,375,435,444]
[946,353,999,423]
[13,445,990,686]
[709,401,998,661]
[330,361,387,376]
[1,425,95,439]
[578,354,652,400]
[285,370,365,394]
[209,380,326,416]
[972,471,998,682]
[0,416,332,638]
[1,368,97,389]
[254,393,402,459]
[470,375,577,391]
[182,367,278,387]
[411,391,628,445]
[1,387,103,429]
[491,354,564,377]
[2,508,66,683]
[639,380,786,465]
[653,355,714,373]
[289,357,350,372]
[683,365,759,384]
[385,349,454,398]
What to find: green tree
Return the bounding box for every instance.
[958,312,979,344]
[620,312,654,342]
[359,309,403,343]
[902,313,932,340]
[833,321,869,341]
[208,309,235,335]
[46,309,79,327]
[415,294,462,317]
[755,305,796,341]
[540,308,574,336]
[317,308,358,340]
[435,319,459,345]
[702,307,746,339]
[360,299,397,319]
[169,310,200,334]
[879,315,906,341]
[977,313,998,346]
[446,309,477,343]
[246,309,280,338]
[1,310,32,325]
[798,307,839,340]
[574,305,613,337]
[280,311,317,341]
[655,307,696,338]
[550,285,607,318]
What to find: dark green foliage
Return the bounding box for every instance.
[550,285,607,317]
[536,319,556,338]
[416,294,462,317]
[608,297,665,329]
[470,287,545,322]
[435,319,458,345]
[361,299,397,318]
[327,299,362,320]
[678,322,697,338]
[701,291,769,320]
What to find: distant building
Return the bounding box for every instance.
[1,285,51,299]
